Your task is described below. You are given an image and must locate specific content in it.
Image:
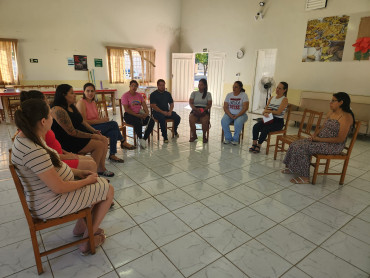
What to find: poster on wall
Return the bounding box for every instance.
[74,55,88,71]
[302,15,349,62]
[94,58,103,67]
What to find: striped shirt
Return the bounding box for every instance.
[268,96,287,118]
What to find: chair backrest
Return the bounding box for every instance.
[282,104,292,132]
[343,120,361,157]
[96,95,108,118]
[118,98,124,126]
[8,149,37,227]
[298,109,323,137]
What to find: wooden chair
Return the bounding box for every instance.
[151,112,175,140]
[8,96,21,120]
[274,109,323,160]
[96,95,108,118]
[310,121,361,185]
[8,149,95,274]
[221,121,245,143]
[265,105,292,155]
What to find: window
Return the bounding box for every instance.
[107,47,155,84]
[0,39,19,85]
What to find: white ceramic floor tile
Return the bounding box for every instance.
[297,248,368,278]
[103,226,157,268]
[196,218,251,254]
[140,212,191,246]
[201,193,245,217]
[0,201,24,225]
[322,231,370,273]
[224,184,266,205]
[116,249,183,278]
[204,174,241,191]
[181,181,220,200]
[161,232,221,277]
[126,169,162,184]
[208,160,243,174]
[289,183,333,200]
[114,185,151,206]
[250,197,297,222]
[124,197,169,224]
[357,206,370,222]
[109,174,136,190]
[151,164,184,177]
[0,188,19,206]
[155,189,197,210]
[301,202,353,229]
[187,166,220,180]
[348,178,370,193]
[101,208,137,235]
[224,169,259,184]
[0,218,30,247]
[173,202,220,229]
[280,267,311,278]
[341,217,370,244]
[244,178,284,195]
[281,213,337,245]
[189,257,248,278]
[270,189,315,210]
[226,240,292,278]
[225,207,276,237]
[139,178,177,196]
[256,225,316,264]
[6,263,53,278]
[165,171,200,187]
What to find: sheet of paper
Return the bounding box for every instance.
[263,113,273,123]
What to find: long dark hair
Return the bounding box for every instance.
[199,78,208,99]
[20,90,45,102]
[83,82,96,99]
[15,99,62,168]
[333,92,355,126]
[52,84,79,113]
[280,81,288,96]
[234,81,245,92]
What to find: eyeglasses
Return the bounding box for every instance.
[330,100,339,103]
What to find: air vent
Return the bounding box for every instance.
[306,0,328,11]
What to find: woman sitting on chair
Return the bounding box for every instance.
[250,81,289,153]
[121,80,154,149]
[12,99,114,254]
[282,92,355,184]
[189,78,212,143]
[51,84,114,177]
[221,81,249,145]
[76,83,135,163]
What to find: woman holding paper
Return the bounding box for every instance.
[249,82,288,153]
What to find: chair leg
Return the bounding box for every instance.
[266,134,271,155]
[312,158,320,185]
[221,130,224,142]
[340,158,350,185]
[274,137,280,160]
[30,228,43,274]
[157,121,160,141]
[85,209,96,255]
[324,159,330,173]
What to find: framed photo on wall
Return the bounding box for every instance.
[74,55,88,71]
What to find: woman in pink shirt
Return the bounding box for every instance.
[76,83,135,163]
[121,80,154,149]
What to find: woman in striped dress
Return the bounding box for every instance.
[250,82,289,153]
[11,99,114,254]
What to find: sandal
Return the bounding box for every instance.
[121,141,136,150]
[290,177,310,184]
[281,168,293,174]
[98,170,115,177]
[189,135,198,142]
[79,233,106,256]
[74,228,105,237]
[108,155,124,163]
[249,145,257,152]
[252,146,261,153]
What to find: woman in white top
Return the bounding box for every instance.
[189,79,212,143]
[221,81,249,145]
[11,99,114,255]
[250,81,289,153]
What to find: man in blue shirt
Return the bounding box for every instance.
[150,79,181,143]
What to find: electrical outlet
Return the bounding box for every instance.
[30,59,38,63]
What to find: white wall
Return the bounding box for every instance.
[180,0,370,101]
[0,0,181,93]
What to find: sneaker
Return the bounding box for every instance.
[223,140,230,144]
[164,137,169,143]
[231,140,238,145]
[139,138,147,149]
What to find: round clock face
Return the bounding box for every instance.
[237,49,244,59]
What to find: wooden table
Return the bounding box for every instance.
[0,89,117,124]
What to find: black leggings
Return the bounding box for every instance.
[252,117,284,144]
[124,113,155,139]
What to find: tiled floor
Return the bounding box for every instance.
[1,103,370,278]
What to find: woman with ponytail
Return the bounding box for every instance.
[282,92,355,184]
[189,78,212,142]
[11,99,114,254]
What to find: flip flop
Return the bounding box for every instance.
[79,233,106,256]
[290,177,310,184]
[252,146,261,153]
[98,170,115,177]
[121,141,136,150]
[281,168,293,174]
[249,145,257,152]
[108,155,124,163]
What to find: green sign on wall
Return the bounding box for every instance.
[94,58,103,67]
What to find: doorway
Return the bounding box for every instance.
[252,49,277,113]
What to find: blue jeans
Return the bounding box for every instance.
[221,113,248,142]
[92,121,123,155]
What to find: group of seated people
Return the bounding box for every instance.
[10,78,355,255]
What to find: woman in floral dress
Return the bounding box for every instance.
[282,92,355,184]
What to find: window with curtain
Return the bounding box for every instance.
[0,39,19,85]
[107,47,155,84]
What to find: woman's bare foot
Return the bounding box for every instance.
[79,233,106,255]
[281,168,293,174]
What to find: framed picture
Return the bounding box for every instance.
[74,55,88,71]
